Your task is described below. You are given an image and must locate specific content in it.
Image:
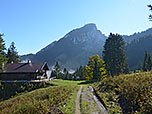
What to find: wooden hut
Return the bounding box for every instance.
[0,62,49,81]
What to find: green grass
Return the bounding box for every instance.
[59,86,80,114]
[0,79,84,114]
[92,71,152,114]
[50,79,84,86]
[0,82,52,101]
[0,85,77,114]
[49,79,85,114]
[80,86,91,114]
[81,100,91,114]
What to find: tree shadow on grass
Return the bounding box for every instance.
[78,80,100,85]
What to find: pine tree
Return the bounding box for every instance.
[50,70,56,77]
[65,71,70,80]
[63,68,68,79]
[142,51,149,71]
[147,55,152,71]
[74,66,84,80]
[7,42,20,63]
[0,34,8,71]
[53,62,61,79]
[142,51,152,71]
[78,66,84,80]
[103,33,129,76]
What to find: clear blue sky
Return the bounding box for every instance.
[0,0,152,55]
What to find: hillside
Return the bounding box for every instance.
[20,23,106,69]
[123,27,152,43]
[1,73,152,114]
[0,80,81,114]
[126,35,152,69]
[20,24,152,70]
[93,71,152,113]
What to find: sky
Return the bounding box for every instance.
[0,0,152,55]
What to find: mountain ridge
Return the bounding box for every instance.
[20,23,107,69]
[20,23,152,70]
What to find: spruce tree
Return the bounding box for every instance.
[63,68,68,79]
[74,66,84,80]
[103,33,129,76]
[50,70,56,78]
[0,34,8,71]
[142,51,152,71]
[53,62,61,79]
[78,66,84,80]
[142,51,148,71]
[7,42,20,63]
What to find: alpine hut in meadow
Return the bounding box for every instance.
[0,62,49,81]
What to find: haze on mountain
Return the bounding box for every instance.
[20,23,152,70]
[20,24,106,69]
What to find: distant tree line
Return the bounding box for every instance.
[142,51,152,71]
[50,33,129,80]
[51,62,73,80]
[0,34,19,71]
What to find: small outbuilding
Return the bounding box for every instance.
[0,62,49,81]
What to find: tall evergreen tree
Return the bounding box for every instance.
[147,55,152,71]
[142,51,149,71]
[50,70,56,78]
[103,33,129,76]
[78,66,84,80]
[74,66,84,80]
[142,51,152,71]
[63,68,68,79]
[7,42,20,63]
[0,34,8,71]
[53,62,61,79]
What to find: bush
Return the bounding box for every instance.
[93,71,152,114]
[0,86,76,114]
[0,82,53,101]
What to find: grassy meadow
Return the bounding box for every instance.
[0,72,151,114]
[92,71,152,114]
[0,79,84,114]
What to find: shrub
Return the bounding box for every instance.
[93,71,152,114]
[0,86,76,114]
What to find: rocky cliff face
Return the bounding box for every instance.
[20,23,107,69]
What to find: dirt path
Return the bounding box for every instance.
[88,86,108,114]
[75,85,108,114]
[75,86,82,114]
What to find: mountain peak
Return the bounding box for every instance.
[82,23,97,30]
[65,23,97,37]
[62,23,105,44]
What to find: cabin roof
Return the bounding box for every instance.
[4,62,49,73]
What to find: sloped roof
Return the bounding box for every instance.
[4,63,49,73]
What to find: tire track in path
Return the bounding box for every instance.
[75,85,108,114]
[75,86,82,114]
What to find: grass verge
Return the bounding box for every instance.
[0,79,83,114]
[92,71,152,114]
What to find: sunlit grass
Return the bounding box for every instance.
[93,71,152,114]
[0,79,84,113]
[50,79,85,86]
